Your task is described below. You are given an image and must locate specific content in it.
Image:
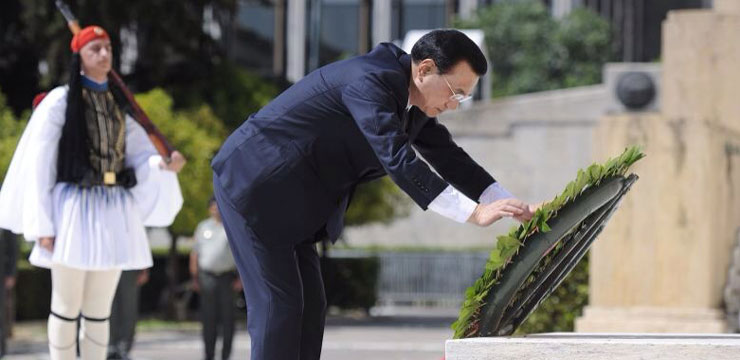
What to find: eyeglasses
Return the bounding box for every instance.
[443,75,473,103]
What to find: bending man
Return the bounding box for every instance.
[211,29,535,360]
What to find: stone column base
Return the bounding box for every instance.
[575,306,728,333]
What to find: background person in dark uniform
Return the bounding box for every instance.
[107,268,148,360]
[211,29,537,360]
[190,198,241,360]
[0,228,17,358]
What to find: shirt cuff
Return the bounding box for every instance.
[428,185,478,223]
[478,182,514,204]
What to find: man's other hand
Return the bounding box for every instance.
[467,198,533,227]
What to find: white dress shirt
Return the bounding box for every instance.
[428,182,515,223]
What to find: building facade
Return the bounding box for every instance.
[228,0,711,81]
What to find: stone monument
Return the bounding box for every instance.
[576,0,740,333]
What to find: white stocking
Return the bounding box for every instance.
[79,268,121,360]
[49,265,84,360]
[47,313,78,360]
[49,264,122,360]
[79,317,110,359]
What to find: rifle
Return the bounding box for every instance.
[55,0,175,160]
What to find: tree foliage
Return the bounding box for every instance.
[134,88,226,236]
[0,89,26,185]
[457,0,613,97]
[0,0,279,128]
[191,61,278,131]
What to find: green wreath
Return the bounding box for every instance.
[452,145,645,338]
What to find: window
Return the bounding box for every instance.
[234,0,276,74]
[319,0,361,66]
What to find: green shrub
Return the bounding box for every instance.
[14,266,51,321]
[321,256,380,312]
[209,62,279,131]
[170,61,279,132]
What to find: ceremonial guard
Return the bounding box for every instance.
[0,25,185,359]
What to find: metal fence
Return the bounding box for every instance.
[332,250,490,308]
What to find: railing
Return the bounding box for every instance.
[333,250,490,308]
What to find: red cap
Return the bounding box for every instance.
[70,25,110,53]
[32,92,48,109]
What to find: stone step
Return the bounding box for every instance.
[445,333,740,360]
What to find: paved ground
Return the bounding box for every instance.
[5,312,455,360]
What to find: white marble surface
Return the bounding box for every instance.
[446,333,740,360]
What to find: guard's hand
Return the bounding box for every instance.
[232,278,243,292]
[467,198,532,227]
[5,276,15,290]
[39,237,55,252]
[191,278,200,292]
[160,151,187,173]
[137,269,150,286]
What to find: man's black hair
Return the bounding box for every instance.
[410,29,487,76]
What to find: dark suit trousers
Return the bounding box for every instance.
[213,177,327,360]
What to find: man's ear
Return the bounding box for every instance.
[417,59,437,79]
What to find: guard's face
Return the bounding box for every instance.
[80,38,113,78]
[209,202,221,222]
[414,59,478,117]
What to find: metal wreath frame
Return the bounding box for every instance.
[476,174,639,337]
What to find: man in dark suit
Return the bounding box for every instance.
[211,29,535,360]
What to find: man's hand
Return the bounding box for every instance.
[467,198,533,227]
[160,150,187,173]
[513,201,546,222]
[39,237,54,252]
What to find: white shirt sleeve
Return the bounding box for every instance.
[478,182,515,204]
[428,182,515,223]
[427,185,478,223]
